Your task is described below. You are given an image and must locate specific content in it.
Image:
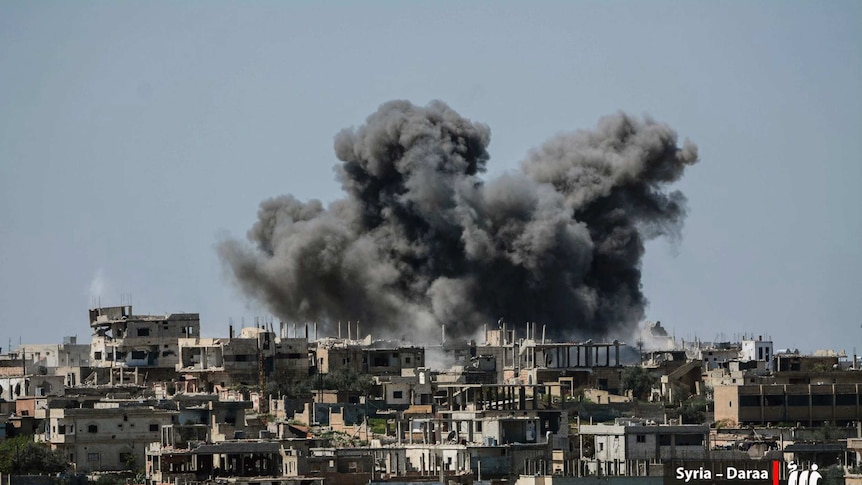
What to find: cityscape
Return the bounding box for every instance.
[2,3,860,485]
[1,305,859,484]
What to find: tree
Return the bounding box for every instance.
[320,368,374,394]
[621,366,657,401]
[0,435,68,474]
[668,396,709,424]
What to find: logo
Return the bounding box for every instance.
[788,462,821,485]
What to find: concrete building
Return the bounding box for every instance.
[5,338,91,389]
[695,342,742,371]
[43,401,178,472]
[715,383,862,426]
[740,336,773,372]
[313,338,424,377]
[89,305,200,382]
[146,438,309,485]
[578,418,709,476]
[19,337,91,369]
[376,369,433,406]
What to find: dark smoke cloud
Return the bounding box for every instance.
[218,100,698,342]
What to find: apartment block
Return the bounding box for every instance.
[89,305,200,382]
[715,383,862,426]
[43,402,178,472]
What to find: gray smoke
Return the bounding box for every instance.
[218,100,698,342]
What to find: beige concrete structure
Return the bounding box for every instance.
[314,338,424,377]
[715,383,862,426]
[43,402,177,472]
[89,305,200,383]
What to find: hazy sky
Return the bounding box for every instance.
[1,2,860,354]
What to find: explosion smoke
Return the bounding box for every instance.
[218,100,698,342]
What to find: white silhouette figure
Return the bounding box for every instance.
[808,464,822,485]
[788,462,800,485]
[789,462,822,485]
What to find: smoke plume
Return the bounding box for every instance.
[218,100,698,342]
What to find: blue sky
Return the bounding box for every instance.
[1,2,860,353]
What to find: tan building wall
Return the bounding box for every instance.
[715,383,862,426]
[45,405,177,472]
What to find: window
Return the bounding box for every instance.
[137,328,150,337]
[150,424,159,432]
[812,395,833,406]
[836,394,857,406]
[676,433,705,446]
[475,421,482,432]
[58,425,66,435]
[636,435,646,443]
[87,453,100,462]
[131,350,147,360]
[405,357,412,364]
[94,352,102,360]
[787,395,809,407]
[393,391,403,399]
[598,442,604,451]
[758,347,763,360]
[88,424,98,433]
